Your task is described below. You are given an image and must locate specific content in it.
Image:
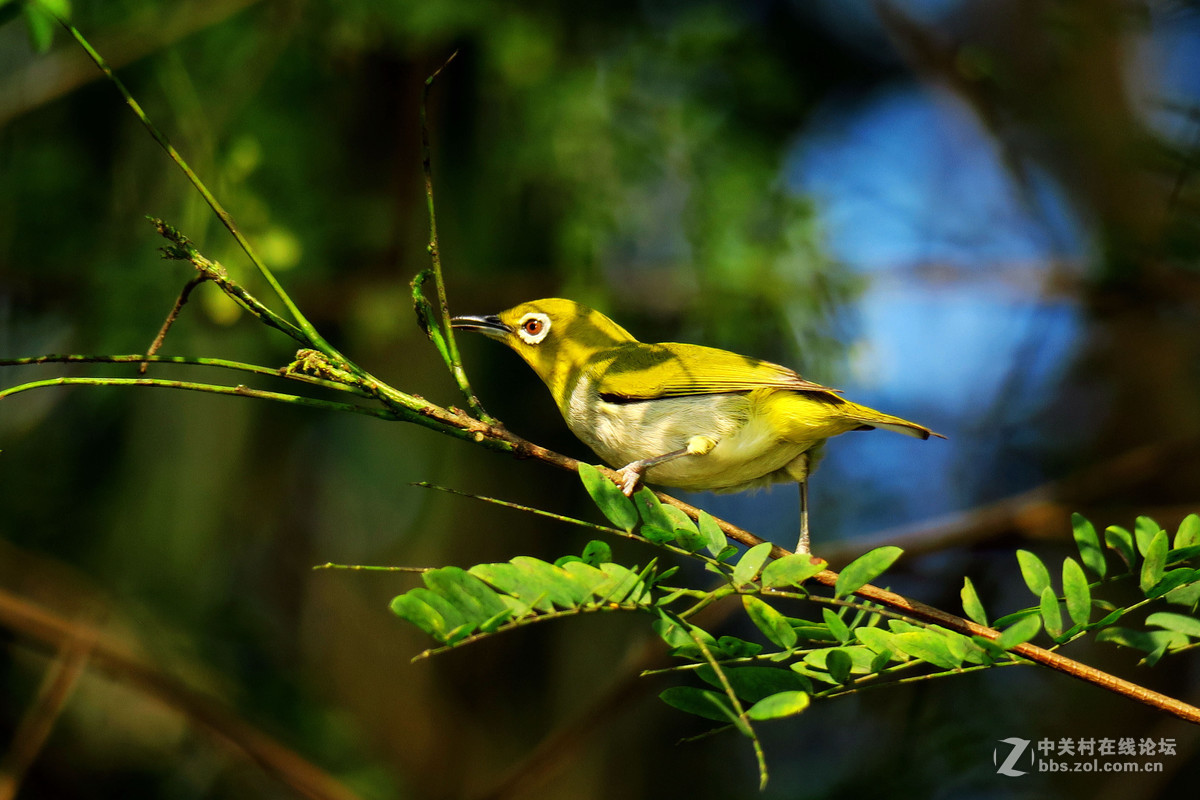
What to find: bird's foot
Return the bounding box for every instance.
[615,461,646,497]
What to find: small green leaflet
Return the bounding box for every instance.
[996,614,1041,650]
[960,576,988,626]
[696,665,809,702]
[1071,513,1106,578]
[1062,557,1091,626]
[1016,550,1052,598]
[732,542,774,587]
[822,608,850,643]
[578,463,638,531]
[742,595,797,649]
[824,648,853,683]
[1140,529,1168,595]
[659,686,738,723]
[1135,516,1163,557]
[696,511,728,556]
[746,690,810,721]
[1145,612,1200,639]
[1039,586,1063,638]
[1105,525,1137,572]
[890,630,963,669]
[761,553,827,589]
[834,546,903,599]
[1175,514,1200,549]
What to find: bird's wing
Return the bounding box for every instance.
[593,342,842,402]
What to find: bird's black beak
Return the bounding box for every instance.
[450,314,511,339]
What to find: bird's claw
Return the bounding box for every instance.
[615,463,645,497]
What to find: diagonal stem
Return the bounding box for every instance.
[418,52,495,423]
[57,17,344,364]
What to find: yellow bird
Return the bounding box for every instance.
[452,298,942,553]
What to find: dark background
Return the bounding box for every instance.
[3,0,1200,797]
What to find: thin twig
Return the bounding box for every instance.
[140,274,208,374]
[57,17,343,362]
[418,51,494,423]
[0,376,395,419]
[149,217,309,345]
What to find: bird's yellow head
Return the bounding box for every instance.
[451,298,636,408]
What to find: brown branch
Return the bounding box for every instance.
[0,587,362,800]
[139,274,208,374]
[0,631,93,800]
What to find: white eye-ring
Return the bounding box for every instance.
[516,312,551,345]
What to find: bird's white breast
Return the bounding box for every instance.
[565,377,808,492]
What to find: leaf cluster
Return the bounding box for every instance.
[386,470,1200,786]
[972,513,1200,667]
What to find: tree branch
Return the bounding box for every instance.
[0,587,362,800]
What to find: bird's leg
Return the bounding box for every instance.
[782,450,813,554]
[796,479,810,555]
[614,435,717,497]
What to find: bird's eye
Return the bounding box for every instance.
[515,312,551,345]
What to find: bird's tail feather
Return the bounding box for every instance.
[842,401,944,440]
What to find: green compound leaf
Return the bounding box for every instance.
[696,665,810,703]
[960,576,988,626]
[659,686,738,723]
[1062,557,1091,627]
[822,608,850,644]
[1135,516,1164,557]
[1147,568,1200,599]
[746,690,810,721]
[1145,611,1200,639]
[890,630,963,669]
[578,463,638,531]
[1039,586,1063,639]
[633,487,674,531]
[742,595,797,650]
[662,505,705,551]
[581,540,612,566]
[732,542,774,588]
[1140,529,1169,596]
[853,626,900,660]
[653,611,719,660]
[996,613,1042,650]
[1096,627,1188,657]
[1016,550,1052,599]
[761,553,827,589]
[1164,573,1200,607]
[713,636,764,659]
[1105,525,1137,573]
[834,546,903,599]
[697,511,728,557]
[803,645,878,675]
[1071,513,1107,579]
[1175,514,1200,550]
[824,648,854,683]
[390,591,452,639]
[424,566,512,622]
